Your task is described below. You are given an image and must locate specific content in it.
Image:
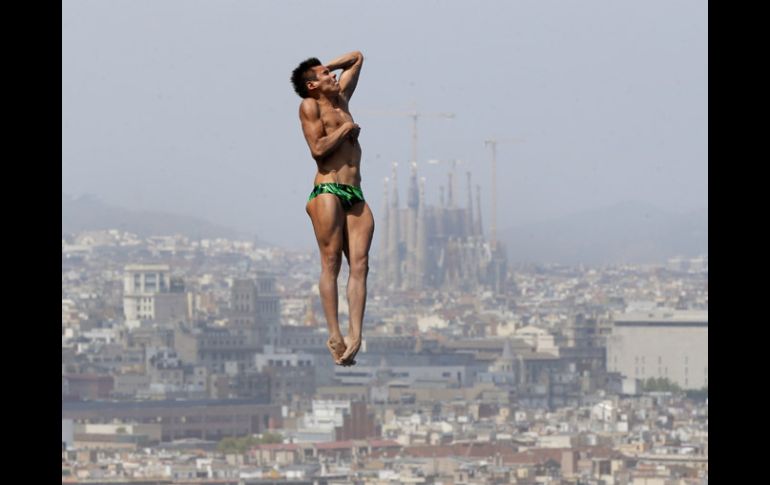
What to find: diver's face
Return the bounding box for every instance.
[308,66,339,95]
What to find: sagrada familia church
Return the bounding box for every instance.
[376,162,507,293]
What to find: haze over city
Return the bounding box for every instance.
[62,0,707,253]
[62,3,708,482]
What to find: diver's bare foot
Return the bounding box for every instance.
[340,335,361,366]
[327,336,347,365]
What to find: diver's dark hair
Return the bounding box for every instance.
[291,57,322,98]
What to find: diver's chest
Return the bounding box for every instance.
[321,107,353,131]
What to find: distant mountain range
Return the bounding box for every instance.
[499,202,707,265]
[62,194,253,241]
[63,195,706,264]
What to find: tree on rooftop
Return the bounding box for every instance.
[642,377,682,393]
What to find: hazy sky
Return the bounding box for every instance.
[62,0,708,250]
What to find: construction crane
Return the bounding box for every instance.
[361,105,455,165]
[483,137,524,249]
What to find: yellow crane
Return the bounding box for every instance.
[483,137,524,249]
[361,104,455,165]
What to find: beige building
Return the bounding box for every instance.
[230,276,281,346]
[123,264,188,326]
[607,310,707,390]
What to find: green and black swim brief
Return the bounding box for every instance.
[308,183,365,210]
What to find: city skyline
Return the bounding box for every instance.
[62,2,708,481]
[62,0,708,250]
[62,227,708,482]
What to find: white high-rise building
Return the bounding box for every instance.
[123,264,188,326]
[230,275,281,347]
[607,309,708,390]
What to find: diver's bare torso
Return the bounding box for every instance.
[311,95,362,186]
